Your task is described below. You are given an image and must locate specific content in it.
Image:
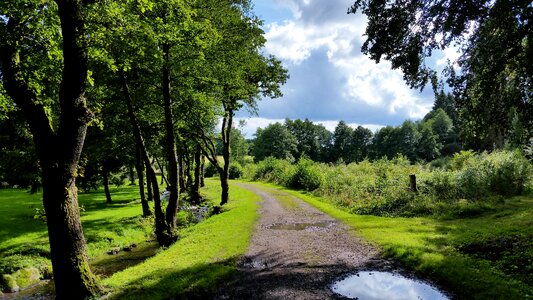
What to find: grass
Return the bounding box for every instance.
[243,181,533,299]
[0,185,153,260]
[102,179,260,299]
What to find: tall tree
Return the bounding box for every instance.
[0,0,102,297]
[197,0,288,205]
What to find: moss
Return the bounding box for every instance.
[1,274,19,292]
[14,267,41,289]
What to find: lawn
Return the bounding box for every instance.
[245,181,533,299]
[0,179,260,298]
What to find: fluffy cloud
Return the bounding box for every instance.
[237,0,441,128]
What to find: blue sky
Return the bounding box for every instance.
[235,0,459,137]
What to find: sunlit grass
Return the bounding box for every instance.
[103,179,260,299]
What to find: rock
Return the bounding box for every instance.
[1,274,20,293]
[131,243,137,248]
[107,248,120,255]
[13,267,41,289]
[123,247,132,252]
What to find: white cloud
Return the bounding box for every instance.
[260,0,434,123]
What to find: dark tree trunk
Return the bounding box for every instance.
[219,111,233,206]
[154,156,169,187]
[128,163,135,185]
[200,152,205,187]
[146,170,153,202]
[185,152,193,189]
[0,3,102,298]
[162,43,180,235]
[103,163,112,204]
[191,144,202,204]
[120,71,171,246]
[178,154,186,193]
[135,144,151,217]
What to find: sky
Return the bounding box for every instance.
[234,0,459,137]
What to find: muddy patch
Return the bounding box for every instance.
[268,221,336,231]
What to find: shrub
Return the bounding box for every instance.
[228,162,243,179]
[251,157,293,184]
[286,159,323,191]
[204,162,218,178]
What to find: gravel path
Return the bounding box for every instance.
[216,183,386,299]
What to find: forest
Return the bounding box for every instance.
[0,0,531,299]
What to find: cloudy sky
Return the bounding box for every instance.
[234,0,457,137]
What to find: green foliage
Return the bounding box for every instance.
[286,159,323,191]
[228,162,243,180]
[247,151,532,217]
[252,123,297,162]
[204,162,218,178]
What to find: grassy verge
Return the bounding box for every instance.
[0,183,158,292]
[243,181,533,299]
[103,179,260,299]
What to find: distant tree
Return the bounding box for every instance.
[285,118,332,162]
[350,126,373,162]
[332,121,354,163]
[398,121,420,161]
[252,123,297,162]
[417,124,441,161]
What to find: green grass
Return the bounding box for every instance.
[244,181,533,299]
[0,185,154,260]
[102,179,260,299]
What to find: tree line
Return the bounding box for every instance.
[250,92,460,164]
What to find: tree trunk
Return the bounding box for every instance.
[154,156,169,187]
[191,144,202,204]
[178,154,186,193]
[0,3,102,297]
[103,163,112,204]
[135,144,151,217]
[220,111,233,206]
[162,43,180,235]
[200,152,205,187]
[128,163,135,185]
[146,170,153,202]
[120,71,170,246]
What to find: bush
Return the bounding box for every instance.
[251,157,294,184]
[204,162,218,178]
[286,159,323,191]
[228,162,243,179]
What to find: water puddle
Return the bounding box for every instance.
[268,221,334,230]
[331,271,448,300]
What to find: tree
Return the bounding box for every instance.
[197,0,288,205]
[349,0,532,149]
[350,126,373,162]
[417,124,441,161]
[285,118,332,162]
[0,0,102,297]
[331,121,354,163]
[252,123,297,162]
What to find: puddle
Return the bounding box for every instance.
[331,271,448,300]
[268,221,334,230]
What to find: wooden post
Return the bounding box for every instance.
[409,174,418,194]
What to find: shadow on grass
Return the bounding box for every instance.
[108,257,240,300]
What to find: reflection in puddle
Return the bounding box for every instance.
[331,271,448,300]
[268,221,334,230]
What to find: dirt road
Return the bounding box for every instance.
[216,183,386,299]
